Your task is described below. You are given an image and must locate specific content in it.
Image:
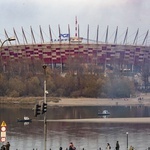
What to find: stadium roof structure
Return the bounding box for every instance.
[0,24,149,46]
[0,25,150,73]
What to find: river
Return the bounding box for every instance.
[0,104,150,150]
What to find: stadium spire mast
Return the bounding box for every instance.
[75,16,78,37]
[70,16,82,43]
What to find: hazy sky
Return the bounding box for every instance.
[0,0,150,44]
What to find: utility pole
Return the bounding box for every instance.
[126,132,128,150]
[43,64,47,150]
[32,64,48,150]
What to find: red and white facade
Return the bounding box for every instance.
[0,43,150,66]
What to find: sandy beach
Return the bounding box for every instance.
[48,94,150,107]
[0,93,150,107]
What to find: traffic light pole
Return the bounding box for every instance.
[43,65,47,150]
[44,80,47,150]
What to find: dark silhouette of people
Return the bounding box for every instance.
[129,146,134,150]
[5,142,10,150]
[69,142,76,150]
[1,142,10,150]
[116,141,120,150]
[106,143,111,150]
[1,145,6,150]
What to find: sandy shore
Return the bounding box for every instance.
[0,93,150,107]
[48,95,150,107]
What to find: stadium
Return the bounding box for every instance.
[0,19,150,74]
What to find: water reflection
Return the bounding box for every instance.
[0,105,150,150]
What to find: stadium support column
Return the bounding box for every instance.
[49,25,54,70]
[96,25,99,44]
[132,29,139,72]
[123,27,128,45]
[105,26,109,44]
[133,28,139,45]
[58,25,63,73]
[142,30,149,46]
[68,24,70,44]
[114,26,118,44]
[30,26,36,44]
[22,27,28,44]
[68,24,71,72]
[13,28,20,44]
[96,25,99,65]
[40,25,45,43]
[87,24,89,44]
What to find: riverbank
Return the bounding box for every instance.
[0,93,150,107]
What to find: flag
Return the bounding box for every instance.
[59,34,70,38]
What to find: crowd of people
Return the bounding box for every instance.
[59,141,134,150]
[106,141,120,150]
[0,142,10,150]
[59,141,121,150]
[0,141,135,150]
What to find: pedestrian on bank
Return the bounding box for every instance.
[106,143,111,150]
[69,142,76,150]
[129,146,134,150]
[5,142,10,150]
[1,145,6,150]
[115,141,120,150]
[59,147,63,150]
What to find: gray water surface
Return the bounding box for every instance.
[0,105,150,150]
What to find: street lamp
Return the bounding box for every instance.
[1,37,16,49]
[42,64,47,150]
[0,37,16,72]
[126,132,128,150]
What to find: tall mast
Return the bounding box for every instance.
[75,16,78,37]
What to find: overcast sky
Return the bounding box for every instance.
[0,0,150,44]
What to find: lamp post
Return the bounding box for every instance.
[43,64,47,150]
[126,132,128,150]
[0,37,16,72]
[1,37,16,49]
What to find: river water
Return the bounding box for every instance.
[0,104,150,150]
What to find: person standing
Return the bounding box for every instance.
[69,142,76,150]
[106,143,111,150]
[59,147,63,150]
[5,142,10,150]
[129,146,134,150]
[116,141,120,150]
[1,145,6,150]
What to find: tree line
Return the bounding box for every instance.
[0,57,141,98]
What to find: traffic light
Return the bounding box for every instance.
[34,104,41,117]
[41,102,47,114]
